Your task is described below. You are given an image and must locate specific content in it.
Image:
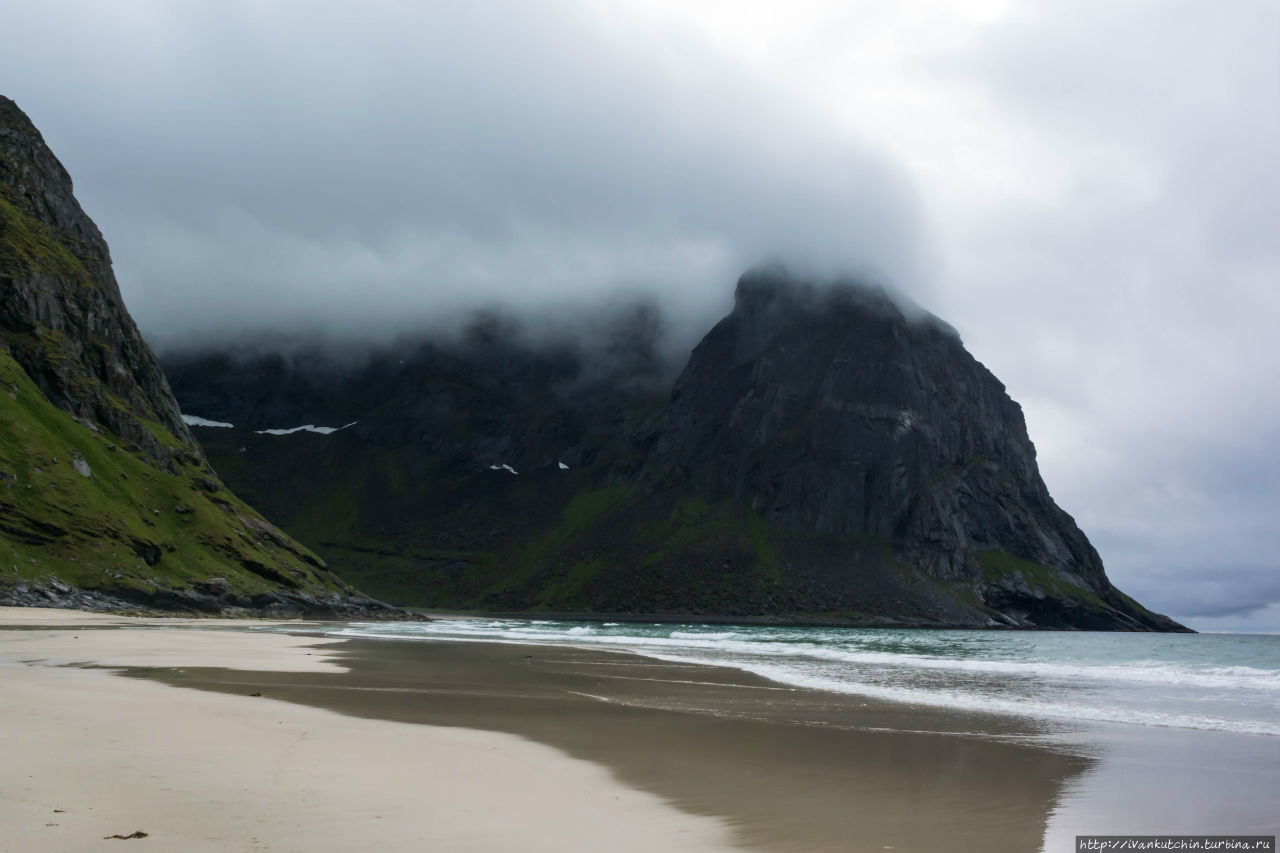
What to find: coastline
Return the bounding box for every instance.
[411,609,1194,631]
[3,607,1276,851]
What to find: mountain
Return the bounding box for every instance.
[0,96,400,617]
[163,270,1186,630]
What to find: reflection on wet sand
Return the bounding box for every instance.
[138,639,1092,852]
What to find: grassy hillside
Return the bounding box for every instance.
[0,349,354,608]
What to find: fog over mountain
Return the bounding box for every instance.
[0,2,930,351]
[2,0,1276,629]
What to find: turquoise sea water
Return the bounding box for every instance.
[324,619,1280,736]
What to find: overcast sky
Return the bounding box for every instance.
[3,0,1276,630]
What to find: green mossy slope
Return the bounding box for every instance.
[0,350,346,605]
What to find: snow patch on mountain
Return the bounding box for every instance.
[255,422,357,436]
[182,414,234,428]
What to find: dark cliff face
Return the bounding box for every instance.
[0,96,401,617]
[164,268,1186,630]
[644,269,1179,630]
[656,273,1022,561]
[0,97,193,467]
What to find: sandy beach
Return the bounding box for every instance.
[0,608,734,852]
[4,607,1278,852]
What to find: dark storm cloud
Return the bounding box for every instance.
[0,0,930,351]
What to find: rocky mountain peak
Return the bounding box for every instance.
[0,97,105,255]
[645,268,1183,629]
[730,264,959,354]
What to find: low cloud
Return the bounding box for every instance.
[2,0,929,350]
[928,0,1280,630]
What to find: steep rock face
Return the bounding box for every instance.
[0,97,190,467]
[0,96,402,617]
[163,269,1185,630]
[646,269,1177,629]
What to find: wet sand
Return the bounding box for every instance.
[141,636,1095,851]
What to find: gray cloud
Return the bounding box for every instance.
[926,0,1280,630]
[1,0,929,352]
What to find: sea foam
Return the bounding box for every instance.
[317,619,1280,736]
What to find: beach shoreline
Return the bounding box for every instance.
[3,607,1276,851]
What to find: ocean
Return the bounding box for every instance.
[325,618,1280,737]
